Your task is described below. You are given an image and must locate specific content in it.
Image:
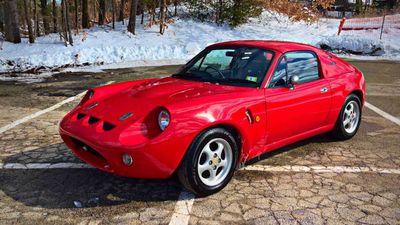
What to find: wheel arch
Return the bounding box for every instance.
[203,123,242,152]
[349,89,364,106]
[195,122,247,169]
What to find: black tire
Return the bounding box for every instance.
[332,94,362,140]
[177,127,239,196]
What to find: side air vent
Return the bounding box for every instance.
[88,116,100,124]
[103,122,116,131]
[77,113,86,120]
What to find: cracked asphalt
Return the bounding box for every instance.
[0,61,399,225]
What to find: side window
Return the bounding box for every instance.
[286,52,320,84]
[268,58,287,88]
[269,51,320,88]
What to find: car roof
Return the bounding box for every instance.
[208,40,320,53]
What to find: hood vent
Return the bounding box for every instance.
[77,113,86,120]
[103,122,116,131]
[75,113,116,132]
[88,116,100,124]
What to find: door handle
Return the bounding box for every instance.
[320,87,328,93]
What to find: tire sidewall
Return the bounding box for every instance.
[187,128,239,195]
[337,94,362,138]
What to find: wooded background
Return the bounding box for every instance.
[1,0,398,45]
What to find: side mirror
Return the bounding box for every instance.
[288,75,300,90]
[290,75,300,85]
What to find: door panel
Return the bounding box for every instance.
[264,79,331,144]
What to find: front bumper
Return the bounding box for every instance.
[59,112,192,179]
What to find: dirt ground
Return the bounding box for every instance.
[0,61,399,225]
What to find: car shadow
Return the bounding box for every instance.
[0,144,182,209]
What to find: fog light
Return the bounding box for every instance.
[122,153,133,166]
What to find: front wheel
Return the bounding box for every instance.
[332,94,362,140]
[177,128,239,196]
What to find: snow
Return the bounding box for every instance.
[0,10,399,75]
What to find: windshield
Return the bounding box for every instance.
[173,47,275,88]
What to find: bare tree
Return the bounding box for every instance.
[4,0,21,43]
[23,0,35,43]
[0,1,4,32]
[65,0,73,45]
[75,0,80,31]
[82,0,90,28]
[53,0,57,32]
[128,0,138,34]
[61,0,73,45]
[99,0,106,25]
[41,0,50,34]
[112,0,116,29]
[174,0,178,16]
[119,0,126,23]
[160,0,166,34]
[33,0,41,36]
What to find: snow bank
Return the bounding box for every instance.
[0,10,399,73]
[317,35,385,55]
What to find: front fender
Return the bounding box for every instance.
[167,91,267,164]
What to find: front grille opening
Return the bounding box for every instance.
[103,122,116,131]
[76,113,86,120]
[71,138,106,162]
[88,116,100,124]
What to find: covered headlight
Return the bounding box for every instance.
[158,110,170,131]
[79,89,94,105]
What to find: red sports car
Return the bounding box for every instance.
[60,40,365,196]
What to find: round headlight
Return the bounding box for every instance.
[158,110,170,131]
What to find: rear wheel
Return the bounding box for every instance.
[177,128,239,196]
[332,94,362,140]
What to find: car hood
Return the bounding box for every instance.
[82,77,247,124]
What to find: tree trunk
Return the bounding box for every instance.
[52,0,57,33]
[61,0,68,45]
[141,8,144,24]
[82,0,89,28]
[160,0,166,34]
[112,0,116,29]
[0,1,4,32]
[34,0,40,36]
[4,0,21,43]
[41,0,50,34]
[24,0,35,43]
[355,0,362,14]
[119,0,125,22]
[127,0,138,34]
[65,0,73,45]
[217,0,223,25]
[98,0,106,25]
[75,0,79,31]
[174,0,177,16]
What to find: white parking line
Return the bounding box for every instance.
[0,81,115,135]
[0,162,91,169]
[2,162,399,225]
[365,101,400,126]
[2,162,400,175]
[243,165,400,175]
[168,191,195,225]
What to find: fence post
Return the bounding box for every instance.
[380,12,386,40]
[338,17,346,35]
